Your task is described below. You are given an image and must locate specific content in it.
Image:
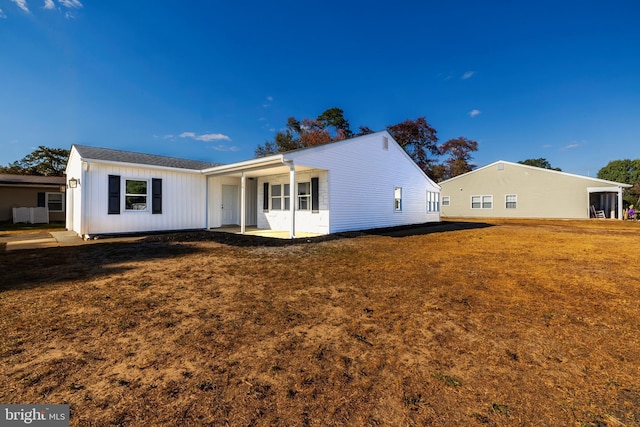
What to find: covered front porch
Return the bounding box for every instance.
[588,186,626,219]
[202,154,328,239]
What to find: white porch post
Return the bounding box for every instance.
[288,162,296,238]
[618,187,624,220]
[240,172,246,234]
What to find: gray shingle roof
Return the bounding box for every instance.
[0,173,66,185]
[73,145,220,171]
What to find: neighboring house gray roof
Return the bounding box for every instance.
[73,144,220,171]
[0,173,66,186]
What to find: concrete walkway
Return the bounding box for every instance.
[1,231,85,251]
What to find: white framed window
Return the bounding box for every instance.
[125,179,148,211]
[442,196,450,206]
[427,191,440,212]
[298,182,310,210]
[271,184,281,210]
[46,192,64,212]
[471,195,493,209]
[394,187,402,212]
[506,194,517,209]
[271,183,290,210]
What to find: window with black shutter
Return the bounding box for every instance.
[152,178,162,214]
[108,175,121,214]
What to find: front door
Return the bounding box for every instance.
[222,184,238,225]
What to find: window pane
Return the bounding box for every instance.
[471,196,481,209]
[47,193,63,212]
[298,182,310,195]
[271,185,281,197]
[126,180,147,195]
[283,184,290,210]
[394,187,402,211]
[482,196,492,209]
[298,196,309,210]
[272,197,281,210]
[126,196,147,210]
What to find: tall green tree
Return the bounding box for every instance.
[0,146,69,176]
[517,158,561,171]
[597,159,640,205]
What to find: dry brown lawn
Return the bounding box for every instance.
[1,219,640,426]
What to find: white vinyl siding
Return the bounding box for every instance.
[506,194,517,209]
[281,132,440,232]
[472,195,493,209]
[74,160,206,236]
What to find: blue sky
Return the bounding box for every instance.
[1,0,639,176]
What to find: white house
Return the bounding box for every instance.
[439,160,631,219]
[65,131,441,239]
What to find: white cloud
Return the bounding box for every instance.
[211,145,240,152]
[267,96,273,101]
[58,0,82,8]
[469,109,481,118]
[179,131,231,142]
[462,71,475,80]
[562,143,579,150]
[43,0,55,9]
[11,0,30,13]
[0,8,6,18]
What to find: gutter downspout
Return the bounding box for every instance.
[284,159,295,239]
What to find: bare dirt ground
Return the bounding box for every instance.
[1,219,639,426]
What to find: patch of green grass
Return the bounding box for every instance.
[432,372,462,387]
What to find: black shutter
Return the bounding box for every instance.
[263,182,269,211]
[108,175,121,214]
[37,192,46,207]
[311,177,319,213]
[152,178,162,214]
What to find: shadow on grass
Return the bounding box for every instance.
[0,221,493,291]
[0,240,203,292]
[143,220,494,247]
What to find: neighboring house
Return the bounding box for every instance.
[65,131,441,238]
[0,173,66,223]
[439,160,631,220]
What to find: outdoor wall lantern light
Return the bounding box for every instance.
[68,178,78,188]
